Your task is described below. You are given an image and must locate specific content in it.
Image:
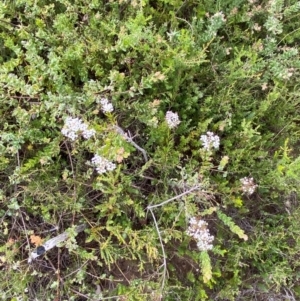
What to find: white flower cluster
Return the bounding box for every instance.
[91,154,116,174]
[200,131,220,150]
[240,177,257,195]
[165,111,180,129]
[61,117,96,141]
[212,11,226,22]
[97,97,114,113]
[186,217,214,251]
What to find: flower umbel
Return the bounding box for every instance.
[91,154,116,174]
[61,117,96,141]
[186,217,214,251]
[212,11,226,22]
[200,131,220,150]
[97,97,114,113]
[165,111,180,129]
[240,177,257,195]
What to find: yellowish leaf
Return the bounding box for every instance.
[200,251,212,283]
[30,234,43,247]
[232,197,243,208]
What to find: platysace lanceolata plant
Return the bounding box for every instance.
[2,0,300,300]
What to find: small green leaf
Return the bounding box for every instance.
[200,251,212,283]
[217,210,248,241]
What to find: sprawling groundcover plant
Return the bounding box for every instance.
[1,0,300,300]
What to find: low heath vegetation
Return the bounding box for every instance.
[0,0,300,300]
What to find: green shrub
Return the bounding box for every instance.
[0,0,300,300]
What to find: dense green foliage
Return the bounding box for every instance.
[1,0,300,300]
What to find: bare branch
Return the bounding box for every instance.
[148,208,167,293]
[114,125,148,162]
[147,186,200,210]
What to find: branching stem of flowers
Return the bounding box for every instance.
[114,125,148,162]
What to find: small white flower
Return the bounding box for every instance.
[261,83,268,91]
[200,131,220,150]
[61,128,78,141]
[97,97,114,113]
[82,128,96,139]
[186,217,214,251]
[91,154,116,174]
[61,117,95,141]
[240,177,257,195]
[225,47,232,55]
[105,161,117,172]
[253,23,261,32]
[212,11,226,22]
[165,111,180,129]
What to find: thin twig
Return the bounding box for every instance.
[146,186,201,295]
[115,262,130,284]
[69,288,90,299]
[149,208,167,293]
[283,287,296,301]
[56,248,61,301]
[97,295,126,300]
[19,208,31,252]
[0,19,18,27]
[39,226,59,233]
[147,186,200,210]
[175,17,194,35]
[114,125,148,162]
[16,151,32,252]
[64,141,77,224]
[71,286,126,300]
[16,150,20,168]
[45,255,58,273]
[63,261,89,280]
